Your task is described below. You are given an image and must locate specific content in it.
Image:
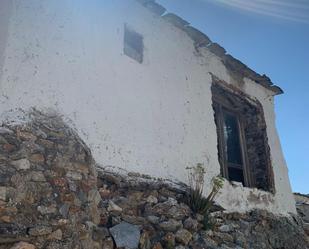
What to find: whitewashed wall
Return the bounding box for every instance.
[0,0,295,214]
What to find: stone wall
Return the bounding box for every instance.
[0,111,307,249]
[0,111,102,249]
[295,193,309,236]
[95,169,308,249]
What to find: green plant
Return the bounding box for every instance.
[202,213,216,231]
[186,163,224,230]
[166,240,174,249]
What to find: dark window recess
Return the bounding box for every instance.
[223,112,243,165]
[212,82,274,192]
[124,25,143,63]
[228,167,245,185]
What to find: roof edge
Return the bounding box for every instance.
[135,0,284,95]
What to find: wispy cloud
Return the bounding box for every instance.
[209,0,309,24]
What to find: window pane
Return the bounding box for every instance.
[223,112,243,165]
[124,26,143,63]
[228,167,244,184]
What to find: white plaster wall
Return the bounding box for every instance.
[0,0,295,214]
[0,0,12,81]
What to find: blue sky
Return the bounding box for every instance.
[157,0,309,194]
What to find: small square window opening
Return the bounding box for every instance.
[124,25,143,63]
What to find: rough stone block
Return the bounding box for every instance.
[109,222,140,249]
[159,219,182,232]
[28,225,53,236]
[10,242,36,249]
[66,171,83,181]
[175,229,192,245]
[11,158,31,170]
[0,186,6,201]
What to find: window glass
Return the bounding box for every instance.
[223,112,243,165]
[124,25,143,63]
[228,167,244,184]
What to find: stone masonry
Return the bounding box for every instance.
[0,110,308,249]
[0,110,101,249]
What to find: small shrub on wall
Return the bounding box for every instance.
[186,163,224,230]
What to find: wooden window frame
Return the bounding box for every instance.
[211,77,275,192]
[213,96,254,187]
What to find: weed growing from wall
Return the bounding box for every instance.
[186,163,224,230]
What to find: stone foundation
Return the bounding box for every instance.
[295,193,309,237]
[0,111,101,249]
[96,169,308,249]
[0,111,308,249]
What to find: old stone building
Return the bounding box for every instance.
[0,0,295,216]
